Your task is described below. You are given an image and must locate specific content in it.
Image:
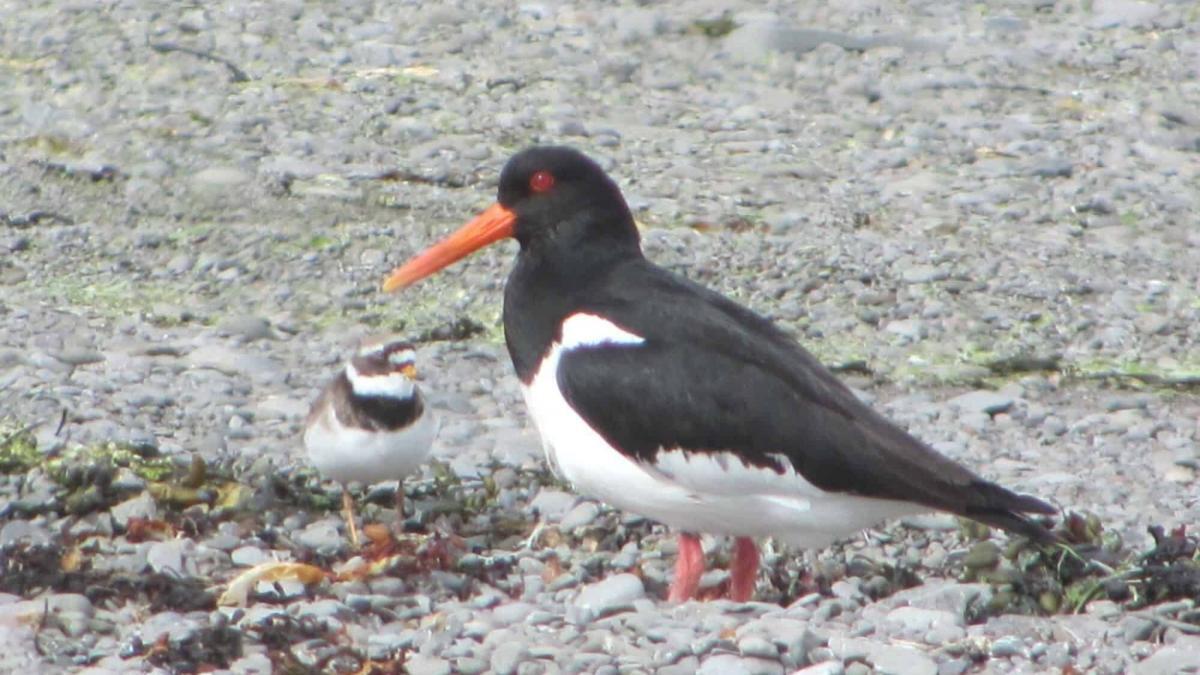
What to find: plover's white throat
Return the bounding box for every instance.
[304,338,437,546]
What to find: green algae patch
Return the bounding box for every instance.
[0,422,40,474]
[45,442,176,484]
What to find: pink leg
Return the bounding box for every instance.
[729,537,760,602]
[667,533,705,602]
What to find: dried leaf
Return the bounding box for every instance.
[541,556,564,584]
[125,516,175,543]
[218,561,327,607]
[214,482,252,511]
[60,546,83,573]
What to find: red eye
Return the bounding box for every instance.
[529,170,555,193]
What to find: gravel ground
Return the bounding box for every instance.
[2,0,1199,673]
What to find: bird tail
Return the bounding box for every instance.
[963,481,1059,544]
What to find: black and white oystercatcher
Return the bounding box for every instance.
[304,338,437,546]
[382,146,1056,601]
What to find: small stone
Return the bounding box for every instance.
[1131,637,1200,674]
[1104,395,1151,411]
[738,635,779,659]
[187,345,285,384]
[886,582,993,622]
[990,636,1026,658]
[937,658,971,675]
[963,542,1001,570]
[794,663,844,675]
[559,501,600,530]
[697,653,784,675]
[902,265,947,284]
[147,539,193,575]
[0,520,51,546]
[612,8,664,43]
[885,319,925,341]
[53,348,104,366]
[885,607,961,635]
[192,167,254,196]
[1121,615,1155,642]
[573,574,645,622]
[218,315,273,342]
[492,602,534,626]
[404,654,452,675]
[255,395,309,420]
[1028,159,1073,178]
[949,390,1014,416]
[527,489,577,518]
[110,492,158,528]
[870,645,937,675]
[557,119,588,136]
[297,519,345,553]
[231,546,271,567]
[490,641,529,675]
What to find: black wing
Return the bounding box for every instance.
[557,259,1055,541]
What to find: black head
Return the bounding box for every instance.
[496,146,639,251]
[382,146,641,292]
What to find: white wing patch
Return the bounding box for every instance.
[559,312,645,350]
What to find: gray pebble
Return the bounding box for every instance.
[698,653,784,675]
[230,546,271,567]
[218,315,274,342]
[191,167,254,197]
[296,519,345,553]
[572,574,645,622]
[0,520,51,546]
[738,635,779,659]
[52,348,104,366]
[490,641,530,675]
[492,601,535,626]
[453,657,489,675]
[559,501,600,530]
[1131,637,1200,675]
[948,390,1014,416]
[794,663,844,675]
[1121,615,1156,642]
[870,645,937,675]
[146,539,192,576]
[885,607,961,636]
[110,492,157,528]
[405,654,453,675]
[990,636,1027,658]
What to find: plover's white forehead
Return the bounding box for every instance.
[387,348,416,366]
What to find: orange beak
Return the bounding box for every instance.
[382,203,517,292]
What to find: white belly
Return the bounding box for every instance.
[303,407,437,486]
